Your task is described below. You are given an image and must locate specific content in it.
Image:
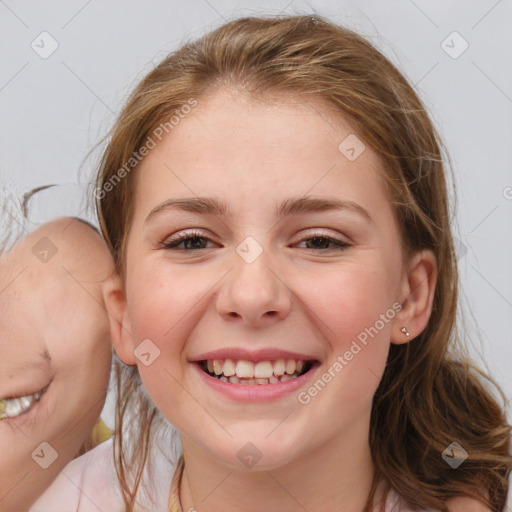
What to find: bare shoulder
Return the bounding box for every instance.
[445,495,492,512]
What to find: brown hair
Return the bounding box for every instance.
[94,14,512,511]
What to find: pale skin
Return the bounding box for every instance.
[104,88,486,511]
[0,217,113,512]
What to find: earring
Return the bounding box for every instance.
[401,327,410,337]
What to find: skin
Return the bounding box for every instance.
[105,87,439,512]
[0,217,114,512]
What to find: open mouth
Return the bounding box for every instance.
[0,382,51,420]
[199,358,318,385]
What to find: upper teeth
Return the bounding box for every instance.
[0,392,39,420]
[206,359,305,379]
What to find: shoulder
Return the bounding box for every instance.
[386,488,493,512]
[445,496,492,512]
[29,438,124,512]
[30,436,181,512]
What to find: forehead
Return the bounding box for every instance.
[153,89,362,160]
[133,89,389,217]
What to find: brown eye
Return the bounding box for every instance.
[295,234,351,251]
[160,230,217,251]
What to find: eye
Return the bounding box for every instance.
[294,233,351,251]
[159,230,351,252]
[0,383,50,421]
[160,229,217,251]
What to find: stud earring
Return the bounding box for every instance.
[401,327,410,337]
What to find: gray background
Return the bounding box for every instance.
[1,0,511,428]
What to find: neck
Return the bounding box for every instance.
[0,473,51,512]
[179,407,380,512]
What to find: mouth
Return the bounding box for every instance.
[0,382,51,420]
[198,358,318,385]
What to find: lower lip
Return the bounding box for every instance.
[192,362,320,402]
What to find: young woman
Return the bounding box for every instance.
[33,14,511,512]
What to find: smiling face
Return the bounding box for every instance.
[0,218,113,510]
[109,88,436,472]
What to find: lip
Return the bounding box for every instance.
[191,360,320,402]
[189,348,319,363]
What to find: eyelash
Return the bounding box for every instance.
[160,229,351,252]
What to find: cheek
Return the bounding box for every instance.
[43,330,112,432]
[294,262,396,410]
[290,276,393,439]
[127,261,215,343]
[126,262,211,426]
[300,261,397,348]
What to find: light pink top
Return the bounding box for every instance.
[30,438,175,512]
[30,438,469,512]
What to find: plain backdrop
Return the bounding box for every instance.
[1,1,511,431]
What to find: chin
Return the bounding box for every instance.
[198,436,303,472]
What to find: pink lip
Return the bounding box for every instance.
[189,348,319,363]
[191,361,320,402]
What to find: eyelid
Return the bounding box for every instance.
[160,228,219,249]
[160,227,352,251]
[293,231,351,251]
[295,227,350,241]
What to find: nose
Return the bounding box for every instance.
[215,249,292,327]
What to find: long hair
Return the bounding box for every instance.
[94,14,512,511]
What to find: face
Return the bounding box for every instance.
[0,218,113,510]
[112,88,434,471]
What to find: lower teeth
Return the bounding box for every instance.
[212,372,301,385]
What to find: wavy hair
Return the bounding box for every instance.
[94,14,512,511]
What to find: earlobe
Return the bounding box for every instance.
[391,249,437,345]
[102,272,137,365]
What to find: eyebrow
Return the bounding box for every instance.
[144,195,373,226]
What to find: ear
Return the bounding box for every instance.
[391,249,437,345]
[102,272,137,365]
